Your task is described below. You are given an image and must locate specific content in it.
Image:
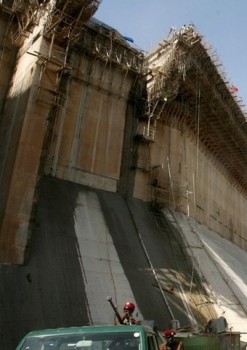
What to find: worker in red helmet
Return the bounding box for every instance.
[115,302,140,325]
[122,302,140,325]
[160,329,184,350]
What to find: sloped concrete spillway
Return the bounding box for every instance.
[0,176,209,349]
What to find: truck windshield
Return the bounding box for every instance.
[19,330,142,350]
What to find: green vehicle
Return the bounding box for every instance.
[16,324,164,350]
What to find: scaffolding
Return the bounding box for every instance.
[33,18,143,114]
[44,0,102,43]
[0,0,102,46]
[74,18,144,74]
[10,1,104,111]
[144,25,247,195]
[1,0,43,46]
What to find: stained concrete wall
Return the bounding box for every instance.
[0,15,140,263]
[0,15,18,220]
[133,121,247,250]
[2,176,247,349]
[1,3,246,265]
[0,15,17,112]
[0,30,52,263]
[0,5,247,349]
[0,176,214,349]
[166,208,247,341]
[44,55,134,190]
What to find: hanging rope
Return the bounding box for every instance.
[195,70,201,176]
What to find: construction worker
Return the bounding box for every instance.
[115,302,140,325]
[160,330,184,350]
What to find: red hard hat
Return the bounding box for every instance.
[163,329,176,337]
[124,302,135,312]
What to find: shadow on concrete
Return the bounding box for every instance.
[0,176,208,349]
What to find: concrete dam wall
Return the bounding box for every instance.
[2,176,247,349]
[1,5,247,266]
[0,176,211,348]
[1,2,247,349]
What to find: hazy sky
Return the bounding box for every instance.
[95,0,247,109]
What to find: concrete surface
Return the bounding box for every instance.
[168,209,247,341]
[1,176,247,349]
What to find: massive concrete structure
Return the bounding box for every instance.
[1,0,247,265]
[0,0,107,263]
[143,27,247,246]
[0,1,247,348]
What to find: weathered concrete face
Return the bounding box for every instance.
[0,1,246,269]
[1,5,247,348]
[43,52,134,191]
[0,15,18,221]
[133,116,247,249]
[0,16,17,112]
[0,2,142,263]
[143,122,247,249]
[132,28,247,250]
[0,23,47,264]
[0,176,217,348]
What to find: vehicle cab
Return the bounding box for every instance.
[16,324,163,350]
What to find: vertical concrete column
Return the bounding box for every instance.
[0,36,53,264]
